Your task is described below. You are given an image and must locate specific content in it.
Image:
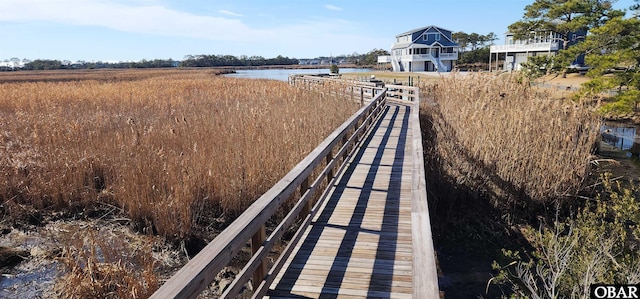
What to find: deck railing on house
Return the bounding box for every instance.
[490,42,560,53]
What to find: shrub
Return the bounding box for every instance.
[492,174,640,298]
[330,64,339,74]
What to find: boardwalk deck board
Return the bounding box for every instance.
[268,102,417,298]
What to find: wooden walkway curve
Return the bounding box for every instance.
[150,78,439,299]
[268,101,418,298]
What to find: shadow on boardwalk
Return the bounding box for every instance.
[270,104,413,298]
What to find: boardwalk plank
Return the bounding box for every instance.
[269,102,420,298]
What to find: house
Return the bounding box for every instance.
[380,25,460,72]
[489,30,585,71]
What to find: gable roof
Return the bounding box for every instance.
[395,25,454,38]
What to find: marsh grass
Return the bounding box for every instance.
[419,72,602,297]
[0,69,359,241]
[420,72,599,211]
[54,225,159,299]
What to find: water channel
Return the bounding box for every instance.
[600,122,640,160]
[222,68,372,82]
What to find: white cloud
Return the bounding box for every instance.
[324,4,343,11]
[0,0,382,58]
[219,10,243,17]
[0,0,258,40]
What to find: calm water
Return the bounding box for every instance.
[601,122,640,159]
[223,68,372,82]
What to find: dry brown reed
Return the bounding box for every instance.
[0,69,359,240]
[54,224,159,298]
[420,72,599,208]
[54,224,158,299]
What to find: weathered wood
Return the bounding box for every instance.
[252,225,267,290]
[386,84,420,102]
[254,102,390,298]
[150,86,387,299]
[153,75,436,299]
[300,178,311,216]
[409,96,438,298]
[268,102,422,298]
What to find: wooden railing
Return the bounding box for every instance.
[408,88,439,298]
[289,74,383,105]
[150,87,389,299]
[386,84,419,102]
[289,74,420,104]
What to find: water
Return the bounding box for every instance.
[222,68,372,82]
[0,261,58,298]
[600,122,640,159]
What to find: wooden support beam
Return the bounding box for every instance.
[300,177,311,216]
[251,225,267,290]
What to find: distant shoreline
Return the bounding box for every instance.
[213,63,371,71]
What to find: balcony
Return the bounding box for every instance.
[402,54,435,61]
[439,53,458,60]
[490,42,560,53]
[398,53,457,62]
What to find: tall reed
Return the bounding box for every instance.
[0,70,358,240]
[420,73,599,209]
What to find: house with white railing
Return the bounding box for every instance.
[489,30,585,71]
[380,25,460,72]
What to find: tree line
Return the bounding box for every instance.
[452,32,498,65]
[180,55,298,67]
[2,51,398,71]
[9,59,181,71]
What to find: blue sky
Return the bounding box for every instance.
[0,0,636,62]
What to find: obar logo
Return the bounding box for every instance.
[591,285,640,299]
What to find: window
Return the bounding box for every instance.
[423,33,441,41]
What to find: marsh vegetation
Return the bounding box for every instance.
[0,68,359,297]
[419,73,639,298]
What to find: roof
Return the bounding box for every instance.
[392,26,459,49]
[395,25,454,37]
[391,42,412,50]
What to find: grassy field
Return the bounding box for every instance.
[0,68,359,241]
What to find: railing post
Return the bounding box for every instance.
[325,155,334,182]
[252,225,267,290]
[341,134,349,161]
[360,88,364,106]
[300,178,311,216]
[351,86,354,103]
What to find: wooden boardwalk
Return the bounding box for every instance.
[268,101,427,298]
[150,83,438,299]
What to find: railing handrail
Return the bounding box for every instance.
[385,84,420,102]
[150,86,389,299]
[289,75,420,103]
[408,90,439,298]
[490,42,560,52]
[289,74,379,87]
